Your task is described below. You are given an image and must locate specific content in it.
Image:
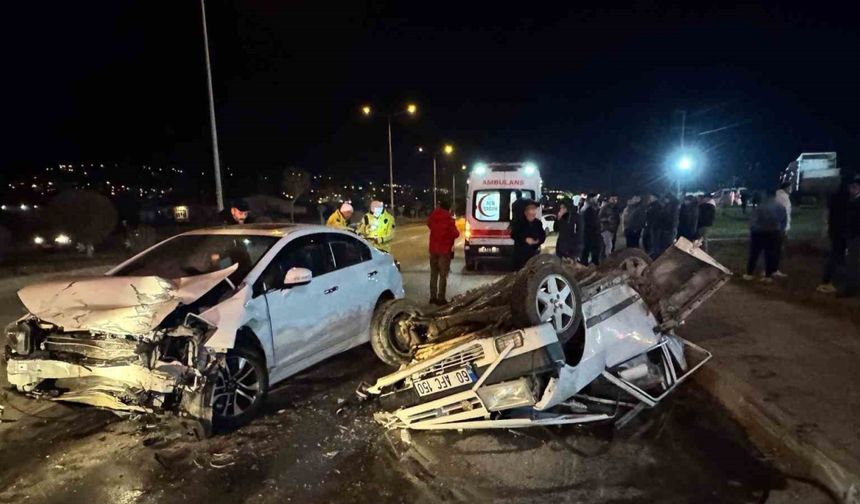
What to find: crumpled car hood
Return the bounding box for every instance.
[17,264,238,337]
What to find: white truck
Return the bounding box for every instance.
[782,152,839,195]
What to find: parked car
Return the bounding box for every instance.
[540,213,556,234]
[3,224,404,432]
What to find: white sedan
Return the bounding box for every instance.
[3,224,404,431]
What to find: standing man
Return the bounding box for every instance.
[326,203,354,229]
[743,189,787,283]
[554,200,583,261]
[218,198,253,225]
[678,195,700,241]
[839,176,860,297]
[599,195,621,259]
[427,199,459,305]
[359,200,396,252]
[510,199,546,269]
[697,193,717,250]
[740,190,749,214]
[817,183,850,293]
[773,182,793,278]
[622,195,646,249]
[580,193,602,265]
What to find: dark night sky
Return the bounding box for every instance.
[4,1,859,195]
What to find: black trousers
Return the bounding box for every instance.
[580,239,601,265]
[822,235,847,284]
[624,229,642,249]
[747,231,781,277]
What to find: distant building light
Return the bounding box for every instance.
[33,235,45,245]
[20,204,29,211]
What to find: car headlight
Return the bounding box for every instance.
[476,378,536,412]
[494,332,523,353]
[3,322,33,356]
[54,233,72,245]
[33,235,45,245]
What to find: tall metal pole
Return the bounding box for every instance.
[432,155,438,208]
[452,173,456,216]
[678,109,687,197]
[387,117,394,209]
[200,0,224,211]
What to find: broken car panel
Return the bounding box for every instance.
[3,224,405,432]
[364,238,727,430]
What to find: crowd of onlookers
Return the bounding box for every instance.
[542,175,860,298]
[548,191,717,265]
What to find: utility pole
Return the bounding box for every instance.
[432,155,438,208]
[452,174,456,216]
[200,0,224,211]
[387,117,394,209]
[678,109,687,196]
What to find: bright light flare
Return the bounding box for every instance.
[361,105,372,116]
[443,144,454,155]
[678,156,693,171]
[406,103,417,115]
[33,236,45,245]
[524,162,537,175]
[54,234,71,245]
[473,162,488,175]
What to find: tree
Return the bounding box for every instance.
[281,168,310,223]
[49,190,118,256]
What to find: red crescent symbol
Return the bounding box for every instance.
[477,193,491,218]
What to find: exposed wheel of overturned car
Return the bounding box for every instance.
[370,298,424,367]
[212,344,269,430]
[599,247,653,278]
[511,261,583,344]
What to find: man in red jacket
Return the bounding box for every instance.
[427,199,460,305]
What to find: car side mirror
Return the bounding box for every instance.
[283,267,312,288]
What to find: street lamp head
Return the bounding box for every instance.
[406,103,418,115]
[443,144,454,155]
[461,164,467,171]
[678,155,693,171]
[361,105,372,116]
[417,146,424,153]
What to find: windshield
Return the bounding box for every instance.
[473,189,536,222]
[114,234,279,283]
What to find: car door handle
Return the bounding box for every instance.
[367,270,378,278]
[324,286,339,295]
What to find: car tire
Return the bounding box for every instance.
[599,247,653,278]
[510,262,583,344]
[370,298,423,367]
[212,344,269,431]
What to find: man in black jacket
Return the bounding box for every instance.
[817,183,850,294]
[554,200,583,261]
[511,199,546,269]
[678,195,700,240]
[697,194,717,250]
[579,194,602,265]
[217,198,254,225]
[840,176,860,297]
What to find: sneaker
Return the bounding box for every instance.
[816,283,837,294]
[772,271,788,278]
[742,274,755,281]
[760,277,774,284]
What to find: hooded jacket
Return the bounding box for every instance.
[427,208,460,255]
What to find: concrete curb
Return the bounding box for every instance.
[695,364,860,503]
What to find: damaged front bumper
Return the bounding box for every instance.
[365,238,726,430]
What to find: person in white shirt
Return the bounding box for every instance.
[773,182,793,278]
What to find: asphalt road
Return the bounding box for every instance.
[0,225,830,503]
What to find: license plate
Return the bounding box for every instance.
[413,367,476,397]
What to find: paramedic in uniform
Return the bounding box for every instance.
[358,200,396,252]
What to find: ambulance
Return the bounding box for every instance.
[464,162,542,270]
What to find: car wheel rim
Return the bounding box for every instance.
[535,274,576,333]
[213,356,260,419]
[390,312,416,356]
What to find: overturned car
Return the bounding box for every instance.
[363,238,730,430]
[3,224,405,432]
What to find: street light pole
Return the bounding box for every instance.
[452,173,456,216]
[432,155,438,208]
[200,0,224,211]
[387,116,394,209]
